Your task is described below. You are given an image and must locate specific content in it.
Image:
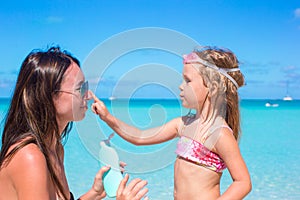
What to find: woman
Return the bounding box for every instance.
[0,47,148,200]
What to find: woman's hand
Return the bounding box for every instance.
[91,167,148,200]
[90,166,110,199]
[117,174,149,200]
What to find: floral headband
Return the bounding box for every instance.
[183,52,240,89]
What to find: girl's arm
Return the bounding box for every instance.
[214,129,252,200]
[91,93,180,145]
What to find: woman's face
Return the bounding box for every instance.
[54,62,90,125]
[179,64,209,109]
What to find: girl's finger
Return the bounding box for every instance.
[91,104,96,114]
[91,91,101,103]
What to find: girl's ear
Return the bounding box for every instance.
[208,81,219,97]
[209,81,226,98]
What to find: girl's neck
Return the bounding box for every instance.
[195,99,210,120]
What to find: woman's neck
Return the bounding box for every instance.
[57,118,68,136]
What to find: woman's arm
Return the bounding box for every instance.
[91,92,180,145]
[215,129,252,200]
[77,166,109,200]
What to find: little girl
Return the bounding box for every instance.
[91,46,252,199]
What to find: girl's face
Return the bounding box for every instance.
[179,64,209,109]
[54,62,90,125]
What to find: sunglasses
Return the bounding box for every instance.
[56,81,89,99]
[79,81,89,98]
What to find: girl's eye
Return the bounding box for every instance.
[185,78,191,83]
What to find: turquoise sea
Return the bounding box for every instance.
[1,98,300,200]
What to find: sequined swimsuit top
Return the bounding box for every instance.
[175,121,232,173]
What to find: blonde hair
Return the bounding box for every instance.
[195,47,245,140]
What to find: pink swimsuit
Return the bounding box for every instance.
[175,134,227,173]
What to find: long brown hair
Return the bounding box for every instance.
[0,46,80,199]
[195,47,245,140]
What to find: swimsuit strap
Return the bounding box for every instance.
[201,125,233,143]
[179,115,194,136]
[178,117,185,137]
[70,192,75,200]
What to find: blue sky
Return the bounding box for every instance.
[0,0,300,99]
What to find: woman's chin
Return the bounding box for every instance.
[73,112,86,122]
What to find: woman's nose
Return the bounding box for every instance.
[84,90,93,101]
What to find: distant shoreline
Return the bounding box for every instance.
[0,97,299,101]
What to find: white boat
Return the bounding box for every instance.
[283,81,293,101]
[108,96,117,101]
[283,95,293,101]
[265,102,279,107]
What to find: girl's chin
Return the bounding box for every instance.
[181,102,196,110]
[181,102,191,109]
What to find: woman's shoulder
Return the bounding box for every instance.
[6,140,48,177]
[0,141,46,200]
[13,142,45,163]
[2,140,55,198]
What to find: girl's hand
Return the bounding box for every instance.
[90,91,110,121]
[117,174,149,200]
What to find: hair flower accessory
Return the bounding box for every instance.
[183,52,240,88]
